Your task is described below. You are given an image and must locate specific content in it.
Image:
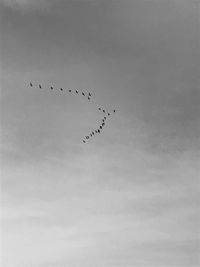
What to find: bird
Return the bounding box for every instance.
[34,81,117,142]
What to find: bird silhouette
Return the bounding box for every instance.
[31,81,118,142]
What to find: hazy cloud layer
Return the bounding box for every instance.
[1,0,199,266]
[1,0,53,12]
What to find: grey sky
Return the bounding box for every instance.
[1,0,199,266]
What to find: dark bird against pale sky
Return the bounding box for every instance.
[29,82,117,142]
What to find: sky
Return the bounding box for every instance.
[1,0,200,266]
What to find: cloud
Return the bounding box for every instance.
[1,1,199,266]
[1,0,53,12]
[1,0,100,12]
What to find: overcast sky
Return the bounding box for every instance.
[1,0,200,266]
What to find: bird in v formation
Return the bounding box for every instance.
[29,82,116,143]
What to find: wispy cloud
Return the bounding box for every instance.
[1,0,53,12]
[1,0,199,266]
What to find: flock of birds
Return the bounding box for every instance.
[29,82,116,143]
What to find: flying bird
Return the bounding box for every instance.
[32,81,117,143]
